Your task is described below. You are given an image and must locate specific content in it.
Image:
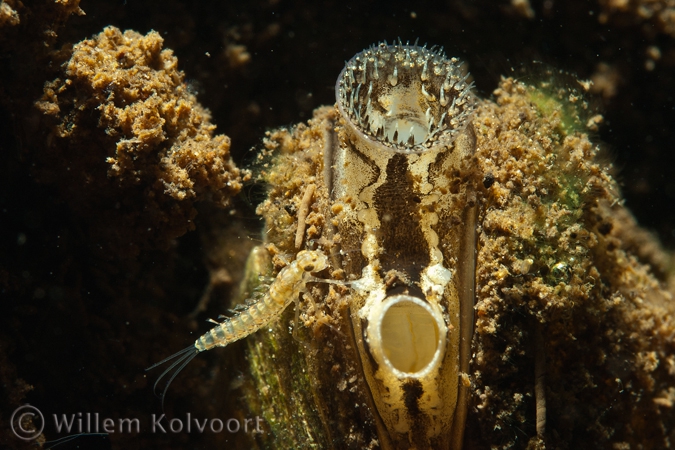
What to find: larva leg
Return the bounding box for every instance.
[188,268,231,319]
[301,291,318,313]
[188,282,214,319]
[291,284,345,343]
[292,292,307,345]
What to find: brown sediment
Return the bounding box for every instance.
[35,26,248,258]
[254,110,334,259]
[0,10,249,448]
[590,62,623,100]
[508,0,535,19]
[0,0,83,40]
[0,1,21,28]
[599,0,675,38]
[606,203,674,280]
[467,77,675,448]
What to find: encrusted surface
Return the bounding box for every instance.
[35,26,247,257]
[468,77,675,448]
[599,0,675,37]
[243,107,381,449]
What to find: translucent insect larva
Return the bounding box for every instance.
[146,249,329,402]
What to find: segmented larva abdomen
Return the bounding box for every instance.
[195,250,328,352]
[146,250,329,403]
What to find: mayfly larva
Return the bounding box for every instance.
[146,249,329,401]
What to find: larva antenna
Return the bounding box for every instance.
[306,276,349,287]
[146,345,199,407]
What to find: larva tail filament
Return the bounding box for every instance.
[145,345,199,406]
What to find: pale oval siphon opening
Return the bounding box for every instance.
[335,41,476,153]
[373,294,447,378]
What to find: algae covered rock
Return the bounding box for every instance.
[35,26,247,258]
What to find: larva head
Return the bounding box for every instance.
[336,42,476,153]
[295,250,328,273]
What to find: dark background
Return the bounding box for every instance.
[0,1,673,449]
[55,0,675,247]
